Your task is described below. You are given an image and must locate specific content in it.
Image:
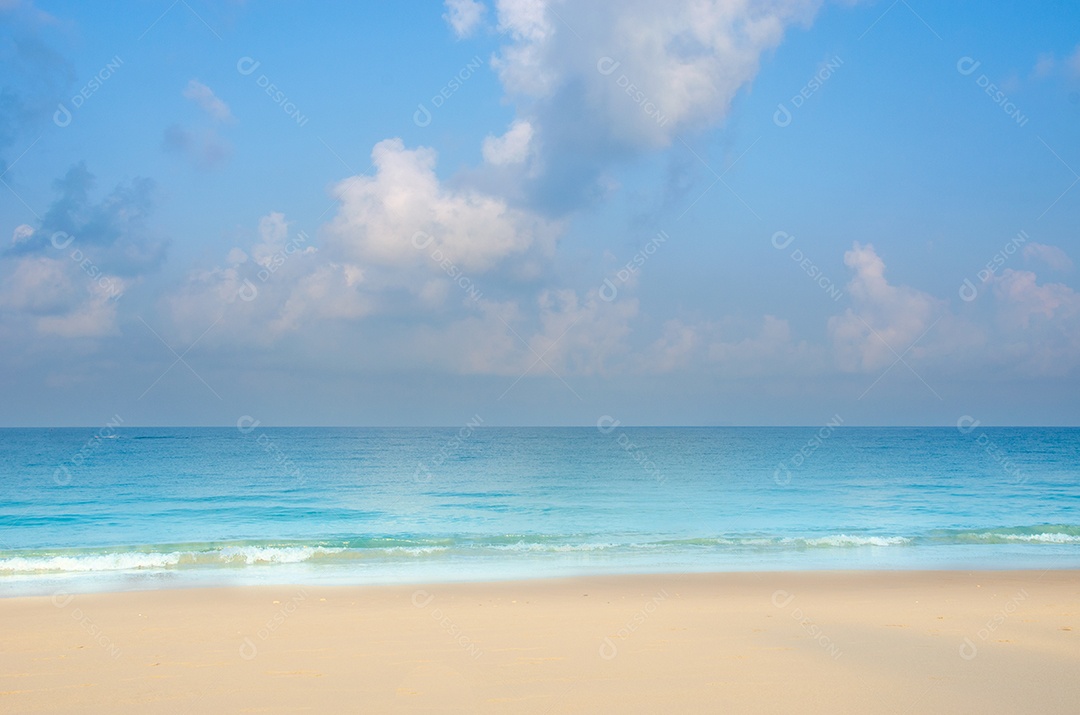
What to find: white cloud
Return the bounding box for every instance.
[182,79,233,122]
[1,257,78,315]
[989,269,1080,376]
[409,287,638,376]
[11,224,34,245]
[1024,242,1074,272]
[0,256,124,338]
[267,262,372,334]
[443,0,487,38]
[706,315,822,375]
[37,278,123,338]
[491,0,821,149]
[828,242,940,372]
[1069,45,1080,79]
[324,138,558,273]
[482,119,534,165]
[1032,52,1055,79]
[162,124,231,169]
[642,320,700,373]
[993,268,1079,330]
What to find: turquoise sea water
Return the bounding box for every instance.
[0,426,1077,596]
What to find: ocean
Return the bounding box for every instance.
[1,426,1077,596]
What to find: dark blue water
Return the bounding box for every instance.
[0,427,1077,595]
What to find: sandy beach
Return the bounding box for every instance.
[1,570,1076,713]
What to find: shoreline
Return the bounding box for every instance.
[4,569,1078,713]
[4,560,1080,600]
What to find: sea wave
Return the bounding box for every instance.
[796,535,912,548]
[0,526,1075,575]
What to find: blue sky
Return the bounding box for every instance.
[1,0,1078,426]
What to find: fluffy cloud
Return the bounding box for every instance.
[993,269,1079,330]
[820,242,1080,379]
[0,255,124,338]
[182,79,233,122]
[443,0,487,38]
[988,269,1080,376]
[828,242,940,372]
[706,315,822,375]
[5,162,166,276]
[162,124,232,169]
[0,163,152,339]
[1023,242,1073,272]
[165,80,234,169]
[324,138,559,273]
[476,0,823,210]
[482,119,534,166]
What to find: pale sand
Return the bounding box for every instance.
[1,570,1077,713]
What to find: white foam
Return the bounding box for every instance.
[491,541,618,553]
[798,535,912,548]
[0,551,183,573]
[216,545,343,564]
[976,532,1080,544]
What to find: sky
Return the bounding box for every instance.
[0,0,1078,427]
